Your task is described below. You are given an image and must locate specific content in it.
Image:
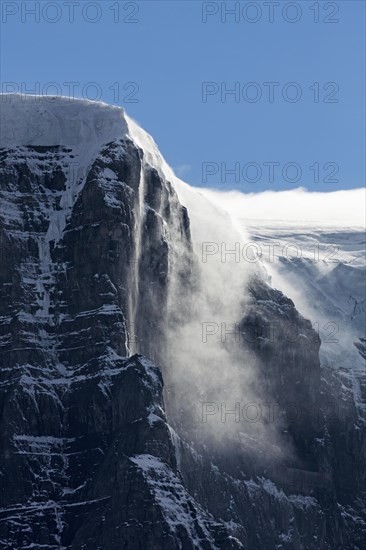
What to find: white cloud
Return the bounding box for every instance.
[197,187,366,227]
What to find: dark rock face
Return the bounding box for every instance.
[1,350,236,549]
[246,277,365,502]
[0,139,207,549]
[0,113,365,549]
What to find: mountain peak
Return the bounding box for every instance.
[0,94,129,149]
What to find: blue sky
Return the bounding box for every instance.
[1,0,364,191]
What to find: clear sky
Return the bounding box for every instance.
[0,0,365,192]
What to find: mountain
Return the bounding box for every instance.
[0,95,365,549]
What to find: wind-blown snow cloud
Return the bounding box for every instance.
[197,187,366,227]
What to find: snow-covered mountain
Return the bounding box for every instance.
[243,222,366,413]
[0,95,365,549]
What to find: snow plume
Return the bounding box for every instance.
[162,179,294,459]
[125,112,290,455]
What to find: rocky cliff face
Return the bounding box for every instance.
[0,96,364,549]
